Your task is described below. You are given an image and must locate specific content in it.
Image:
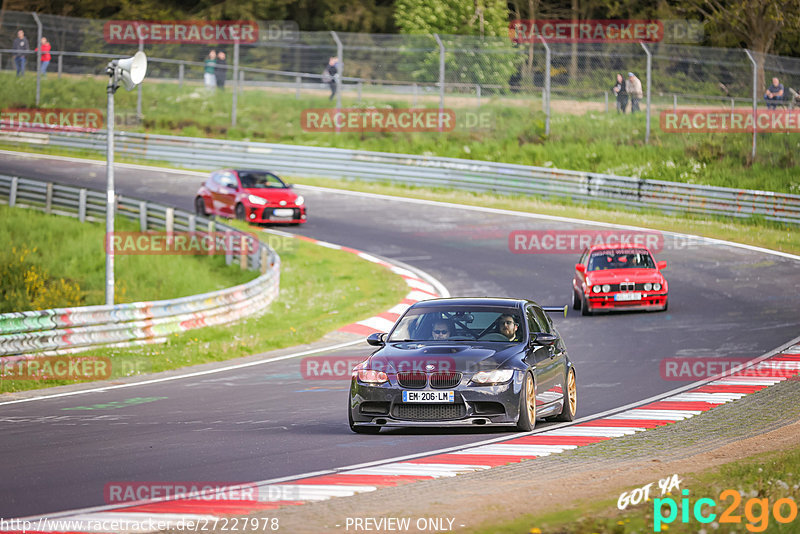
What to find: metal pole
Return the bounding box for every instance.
[57,53,62,78]
[105,77,116,306]
[32,13,42,106]
[640,42,651,143]
[744,49,757,161]
[538,35,550,136]
[178,62,184,87]
[604,91,608,113]
[232,40,240,127]
[136,36,144,119]
[433,34,445,130]
[331,31,343,111]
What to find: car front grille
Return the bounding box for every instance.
[393,403,466,421]
[397,372,427,388]
[430,372,462,388]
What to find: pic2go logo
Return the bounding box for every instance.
[654,489,799,532]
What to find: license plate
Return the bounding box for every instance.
[615,292,642,301]
[272,208,294,218]
[402,390,454,403]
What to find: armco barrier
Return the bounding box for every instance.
[2,130,799,224]
[0,175,280,356]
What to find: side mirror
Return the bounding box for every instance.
[531,332,558,346]
[657,260,667,270]
[366,332,386,346]
[575,264,586,273]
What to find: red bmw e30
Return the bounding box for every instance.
[572,244,668,315]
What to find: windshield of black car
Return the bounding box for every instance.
[587,249,656,271]
[238,172,287,189]
[388,306,523,342]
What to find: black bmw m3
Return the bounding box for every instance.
[348,298,577,433]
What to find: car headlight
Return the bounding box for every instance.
[247,194,267,206]
[471,369,515,385]
[295,195,305,206]
[356,369,388,384]
[601,284,611,293]
[591,285,601,294]
[644,283,653,291]
[653,282,662,291]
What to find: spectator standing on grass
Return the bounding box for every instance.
[13,29,29,77]
[323,56,339,100]
[204,50,216,90]
[626,72,643,113]
[612,73,627,113]
[215,50,227,90]
[36,37,51,75]
[764,77,784,109]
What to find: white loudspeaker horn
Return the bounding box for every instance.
[117,51,147,90]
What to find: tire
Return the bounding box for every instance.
[516,372,537,431]
[572,288,581,310]
[551,368,577,422]
[195,197,208,217]
[349,408,381,434]
[581,295,592,316]
[235,203,247,221]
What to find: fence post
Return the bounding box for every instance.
[139,201,147,231]
[78,188,86,222]
[357,80,362,103]
[296,75,301,99]
[231,40,240,127]
[178,62,184,88]
[605,91,608,113]
[538,35,551,136]
[476,84,481,107]
[188,214,196,232]
[673,94,677,112]
[45,182,53,214]
[240,235,248,269]
[57,53,62,78]
[433,34,445,130]
[331,30,343,111]
[413,83,418,107]
[31,12,42,106]
[744,49,757,161]
[9,177,18,207]
[136,37,144,119]
[640,42,651,144]
[260,247,268,274]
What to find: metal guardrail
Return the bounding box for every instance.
[3,130,798,225]
[0,174,281,356]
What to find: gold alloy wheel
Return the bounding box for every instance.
[526,373,536,423]
[567,369,577,416]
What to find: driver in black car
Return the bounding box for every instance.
[431,319,453,340]
[499,314,521,341]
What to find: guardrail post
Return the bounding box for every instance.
[225,232,233,265]
[295,75,301,99]
[45,182,53,214]
[139,201,147,231]
[78,188,87,222]
[240,235,248,270]
[9,177,18,207]
[208,219,215,234]
[57,53,62,78]
[188,214,196,232]
[178,62,184,88]
[166,207,174,234]
[260,247,268,274]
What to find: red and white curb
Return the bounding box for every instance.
[11,343,800,533]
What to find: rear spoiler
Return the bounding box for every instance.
[542,305,568,317]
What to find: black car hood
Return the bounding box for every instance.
[369,342,522,374]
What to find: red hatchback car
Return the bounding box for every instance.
[195,169,306,224]
[572,244,668,315]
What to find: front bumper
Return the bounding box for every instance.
[586,292,667,312]
[349,373,524,428]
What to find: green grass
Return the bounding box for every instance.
[0,203,255,310]
[0,228,409,393]
[2,71,798,194]
[470,445,800,534]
